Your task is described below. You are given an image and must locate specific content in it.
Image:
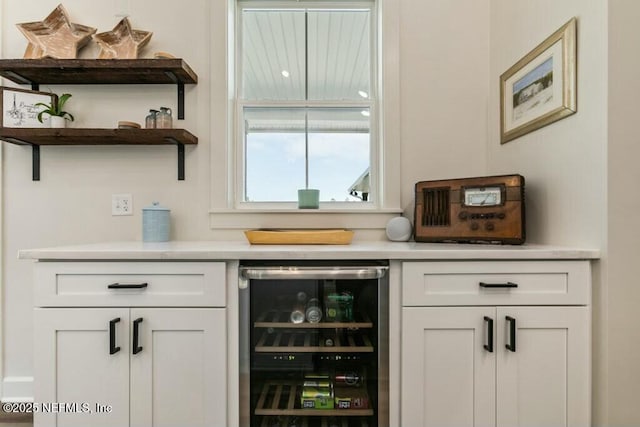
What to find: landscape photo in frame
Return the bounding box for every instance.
[500,17,577,143]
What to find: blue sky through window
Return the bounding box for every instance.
[246,132,370,202]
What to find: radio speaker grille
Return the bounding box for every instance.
[422,187,450,226]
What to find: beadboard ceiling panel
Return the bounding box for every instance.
[241,8,371,101]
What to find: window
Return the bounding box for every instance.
[236,0,377,207]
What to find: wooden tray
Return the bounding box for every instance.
[245,229,354,245]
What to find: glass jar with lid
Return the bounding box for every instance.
[156,107,173,129]
[145,109,158,128]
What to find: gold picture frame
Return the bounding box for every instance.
[500,17,577,144]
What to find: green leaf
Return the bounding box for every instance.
[33,93,73,120]
[57,93,72,112]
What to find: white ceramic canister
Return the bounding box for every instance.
[142,202,170,242]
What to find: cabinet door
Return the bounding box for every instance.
[34,308,131,427]
[401,307,496,427]
[129,308,226,427]
[496,307,590,427]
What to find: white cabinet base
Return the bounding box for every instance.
[34,308,226,427]
[402,306,589,427]
[496,307,590,427]
[401,307,495,427]
[34,308,131,427]
[401,261,591,427]
[32,261,227,427]
[130,309,226,427]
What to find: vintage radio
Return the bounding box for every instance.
[414,174,525,244]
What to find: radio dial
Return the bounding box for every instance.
[470,222,479,231]
[485,222,495,231]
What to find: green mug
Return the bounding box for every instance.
[298,189,320,209]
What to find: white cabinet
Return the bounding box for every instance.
[33,262,227,427]
[402,306,495,427]
[129,309,224,427]
[495,307,589,427]
[401,261,591,427]
[34,308,131,427]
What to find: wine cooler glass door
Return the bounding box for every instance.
[239,263,388,427]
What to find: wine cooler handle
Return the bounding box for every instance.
[505,316,516,352]
[109,317,121,355]
[133,318,143,354]
[483,316,494,353]
[239,266,388,281]
[108,282,148,289]
[479,282,518,288]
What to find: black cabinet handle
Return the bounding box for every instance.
[109,317,121,355]
[505,316,516,352]
[133,318,143,354]
[483,316,494,352]
[108,282,148,289]
[479,282,518,288]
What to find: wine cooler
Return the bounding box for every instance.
[239,261,389,427]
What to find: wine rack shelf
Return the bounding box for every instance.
[255,330,373,353]
[255,381,373,417]
[255,310,373,329]
[258,416,372,427]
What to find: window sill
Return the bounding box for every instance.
[209,208,403,230]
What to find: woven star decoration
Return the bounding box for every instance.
[92,17,153,59]
[16,4,96,59]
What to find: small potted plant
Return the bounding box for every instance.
[36,93,74,128]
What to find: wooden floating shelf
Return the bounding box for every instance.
[255,381,374,417]
[0,58,197,85]
[0,128,198,146]
[255,310,373,329]
[0,59,199,180]
[0,58,198,119]
[0,128,197,181]
[255,330,373,353]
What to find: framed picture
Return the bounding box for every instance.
[1,86,56,128]
[500,17,577,144]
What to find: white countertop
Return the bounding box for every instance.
[18,241,600,261]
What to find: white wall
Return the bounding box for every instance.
[0,0,490,398]
[488,0,608,424]
[488,0,607,247]
[399,0,489,212]
[607,1,640,425]
[0,0,215,398]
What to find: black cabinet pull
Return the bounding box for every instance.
[133,318,143,354]
[479,282,518,288]
[108,282,148,289]
[109,317,121,355]
[505,316,516,352]
[483,316,494,352]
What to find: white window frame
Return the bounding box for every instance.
[209,0,401,229]
[236,1,378,210]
